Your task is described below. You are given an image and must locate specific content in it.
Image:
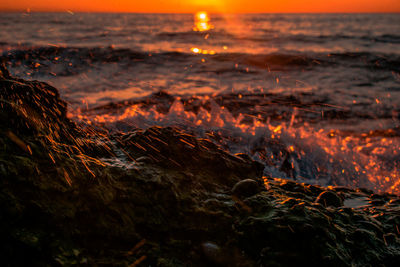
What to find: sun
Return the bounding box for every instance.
[196,11,209,22]
[198,12,207,20]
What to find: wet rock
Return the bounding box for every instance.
[383,233,398,245]
[117,126,264,187]
[0,62,11,78]
[235,153,252,161]
[280,197,299,208]
[369,199,386,206]
[201,242,222,264]
[135,156,154,164]
[315,190,343,207]
[201,242,252,266]
[279,179,299,191]
[357,188,374,195]
[232,179,261,198]
[202,198,232,212]
[304,184,324,196]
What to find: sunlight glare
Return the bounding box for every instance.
[193,11,213,32]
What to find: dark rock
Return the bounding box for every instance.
[369,199,386,206]
[0,61,11,78]
[235,153,252,161]
[117,126,264,187]
[232,179,261,198]
[315,190,344,207]
[357,188,374,195]
[201,242,222,264]
[383,233,398,245]
[135,156,154,164]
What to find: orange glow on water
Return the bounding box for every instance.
[191,12,217,55]
[190,47,216,54]
[193,11,213,32]
[191,47,201,53]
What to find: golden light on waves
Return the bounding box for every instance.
[193,11,213,32]
[190,47,216,55]
[191,11,216,54]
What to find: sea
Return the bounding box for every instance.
[1,12,399,193]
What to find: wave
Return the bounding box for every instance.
[2,45,400,77]
[155,28,400,45]
[157,29,236,40]
[73,90,400,194]
[258,34,400,45]
[85,90,399,131]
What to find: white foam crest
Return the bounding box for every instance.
[76,100,400,194]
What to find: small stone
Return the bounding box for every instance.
[201,242,221,263]
[232,179,260,198]
[315,191,343,207]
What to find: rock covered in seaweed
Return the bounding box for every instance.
[0,62,71,138]
[0,66,400,266]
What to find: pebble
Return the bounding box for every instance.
[201,242,221,263]
[232,179,260,198]
[315,191,343,207]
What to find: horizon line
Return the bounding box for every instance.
[1,10,399,14]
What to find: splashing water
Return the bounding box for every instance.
[73,96,400,194]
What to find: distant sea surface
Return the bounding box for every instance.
[1,13,400,193]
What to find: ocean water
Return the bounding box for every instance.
[1,12,400,193]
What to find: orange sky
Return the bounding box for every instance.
[0,0,399,13]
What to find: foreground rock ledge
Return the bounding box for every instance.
[0,66,399,266]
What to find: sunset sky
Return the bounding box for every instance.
[0,0,399,13]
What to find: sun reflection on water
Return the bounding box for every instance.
[193,11,213,32]
[191,12,216,55]
[190,47,216,55]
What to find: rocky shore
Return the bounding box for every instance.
[1,65,399,266]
